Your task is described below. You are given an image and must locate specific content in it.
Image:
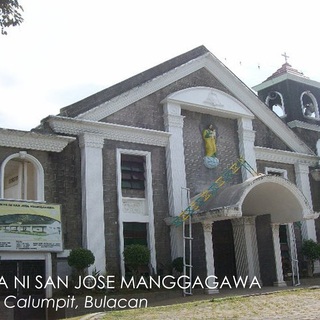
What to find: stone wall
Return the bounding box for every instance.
[0,141,82,278]
[183,111,241,197]
[256,160,296,182]
[253,118,290,151]
[103,140,171,276]
[102,68,233,131]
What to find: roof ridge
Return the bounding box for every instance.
[59,46,210,118]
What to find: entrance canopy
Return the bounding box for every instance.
[192,175,318,224]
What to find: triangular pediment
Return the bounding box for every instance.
[164,87,254,119]
[59,46,314,155]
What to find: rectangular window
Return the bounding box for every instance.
[265,167,287,179]
[268,171,282,177]
[123,222,147,246]
[121,155,145,190]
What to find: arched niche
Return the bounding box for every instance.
[301,91,319,119]
[265,91,286,118]
[0,151,44,201]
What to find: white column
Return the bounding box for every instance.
[202,222,219,294]
[163,102,187,259]
[231,217,261,283]
[295,162,317,240]
[79,133,106,274]
[237,117,256,180]
[45,253,52,298]
[295,162,320,273]
[271,223,287,287]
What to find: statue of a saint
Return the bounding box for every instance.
[202,124,219,169]
[202,124,217,157]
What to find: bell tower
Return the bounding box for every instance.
[253,53,320,242]
[253,53,320,128]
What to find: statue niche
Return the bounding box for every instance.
[202,124,219,169]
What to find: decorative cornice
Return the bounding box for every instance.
[0,128,75,152]
[202,222,213,232]
[163,113,185,130]
[47,116,170,147]
[79,133,105,149]
[253,72,320,92]
[231,216,256,227]
[255,146,319,166]
[238,127,256,143]
[294,162,311,175]
[288,120,320,132]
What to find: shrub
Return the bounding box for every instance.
[172,257,184,273]
[123,244,150,276]
[302,239,320,276]
[302,239,320,262]
[68,248,95,274]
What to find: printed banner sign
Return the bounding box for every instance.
[0,200,62,252]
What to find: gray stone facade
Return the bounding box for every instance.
[102,140,171,275]
[0,46,319,313]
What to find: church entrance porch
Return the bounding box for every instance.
[173,174,318,293]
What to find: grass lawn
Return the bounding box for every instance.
[68,287,320,319]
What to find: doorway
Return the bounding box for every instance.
[0,260,46,320]
[212,220,237,279]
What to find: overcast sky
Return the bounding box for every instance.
[1,0,319,131]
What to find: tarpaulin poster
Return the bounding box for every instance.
[0,200,62,251]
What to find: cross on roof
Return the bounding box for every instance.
[282,52,289,63]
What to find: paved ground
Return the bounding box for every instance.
[77,277,320,319]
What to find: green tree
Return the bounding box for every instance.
[302,239,320,276]
[0,0,24,35]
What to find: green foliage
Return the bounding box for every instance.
[0,0,23,35]
[172,257,184,273]
[302,239,320,262]
[123,244,150,275]
[67,248,95,272]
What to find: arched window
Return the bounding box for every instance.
[0,151,44,201]
[265,91,286,118]
[301,91,319,119]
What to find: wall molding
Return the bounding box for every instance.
[48,116,170,147]
[255,146,319,166]
[0,129,75,152]
[288,120,320,132]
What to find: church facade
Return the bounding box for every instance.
[1,46,320,298]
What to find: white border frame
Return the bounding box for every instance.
[116,148,156,277]
[265,167,288,179]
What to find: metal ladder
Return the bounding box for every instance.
[181,187,192,296]
[287,223,300,286]
[182,214,193,296]
[177,159,259,296]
